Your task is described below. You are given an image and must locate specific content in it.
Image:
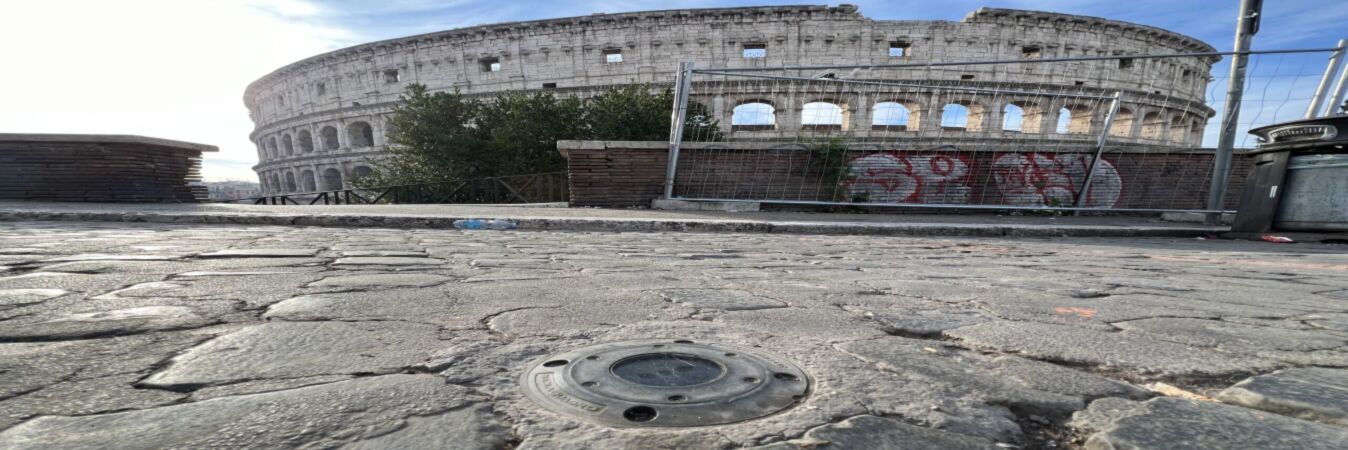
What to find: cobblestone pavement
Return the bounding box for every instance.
[0,221,1345,449]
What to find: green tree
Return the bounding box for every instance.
[474,91,585,177]
[584,85,723,141]
[356,85,482,187]
[359,83,722,188]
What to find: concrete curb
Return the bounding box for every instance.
[0,210,1223,238]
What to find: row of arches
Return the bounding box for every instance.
[260,165,374,195]
[260,165,374,194]
[259,121,376,160]
[727,99,1206,144]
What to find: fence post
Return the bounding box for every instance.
[1307,39,1346,118]
[1076,91,1124,211]
[663,62,694,199]
[1206,0,1262,225]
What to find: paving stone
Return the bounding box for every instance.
[0,332,210,400]
[339,250,426,257]
[1217,367,1348,426]
[1070,397,1348,450]
[1114,317,1348,354]
[0,288,70,309]
[945,321,1280,377]
[332,256,446,266]
[0,373,185,430]
[138,321,443,390]
[263,289,476,328]
[656,288,787,311]
[42,254,182,262]
[0,306,214,341]
[839,337,1146,418]
[748,415,999,449]
[196,248,319,258]
[0,375,486,449]
[344,403,510,450]
[4,222,1348,448]
[306,273,452,289]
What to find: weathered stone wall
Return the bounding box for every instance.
[558,140,1250,210]
[246,5,1218,196]
[0,134,215,203]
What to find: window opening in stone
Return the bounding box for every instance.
[1022,46,1042,59]
[320,126,340,150]
[742,43,766,59]
[731,102,775,130]
[383,69,400,83]
[347,122,374,148]
[603,48,623,64]
[872,102,910,130]
[888,41,910,58]
[941,104,970,130]
[1002,104,1024,132]
[481,57,501,72]
[801,102,845,130]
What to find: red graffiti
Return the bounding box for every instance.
[844,153,973,203]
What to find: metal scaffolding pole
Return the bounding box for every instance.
[1076,91,1124,211]
[1327,46,1348,117]
[1206,0,1262,225]
[663,62,694,199]
[1306,39,1346,118]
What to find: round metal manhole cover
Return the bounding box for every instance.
[521,339,810,427]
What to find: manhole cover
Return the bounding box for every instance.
[521,339,810,427]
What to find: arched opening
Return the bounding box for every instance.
[284,172,297,192]
[871,102,911,131]
[1057,105,1095,135]
[268,173,281,194]
[1109,108,1135,137]
[1169,115,1191,144]
[731,102,775,131]
[347,121,374,148]
[1004,101,1044,133]
[353,166,373,179]
[297,130,314,152]
[281,134,294,156]
[1141,112,1166,140]
[941,104,970,130]
[321,126,340,150]
[1190,119,1205,146]
[1002,104,1025,132]
[300,170,316,192]
[322,168,344,190]
[801,101,846,130]
[266,137,278,158]
[940,103,986,131]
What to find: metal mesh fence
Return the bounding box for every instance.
[666,47,1342,213]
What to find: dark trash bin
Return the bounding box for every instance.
[1232,116,1348,233]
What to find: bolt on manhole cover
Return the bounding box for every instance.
[521,339,810,427]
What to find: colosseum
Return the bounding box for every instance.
[245,4,1216,196]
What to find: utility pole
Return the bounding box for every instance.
[1206,0,1262,225]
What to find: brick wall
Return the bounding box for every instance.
[560,140,1252,211]
[0,134,213,203]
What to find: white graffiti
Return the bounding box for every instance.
[990,153,1122,207]
[845,153,973,203]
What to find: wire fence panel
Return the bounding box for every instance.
[667,48,1341,213]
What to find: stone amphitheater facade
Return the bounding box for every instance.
[245,5,1216,195]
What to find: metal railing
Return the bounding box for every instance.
[227,172,568,206]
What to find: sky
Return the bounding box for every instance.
[1,0,1345,181]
